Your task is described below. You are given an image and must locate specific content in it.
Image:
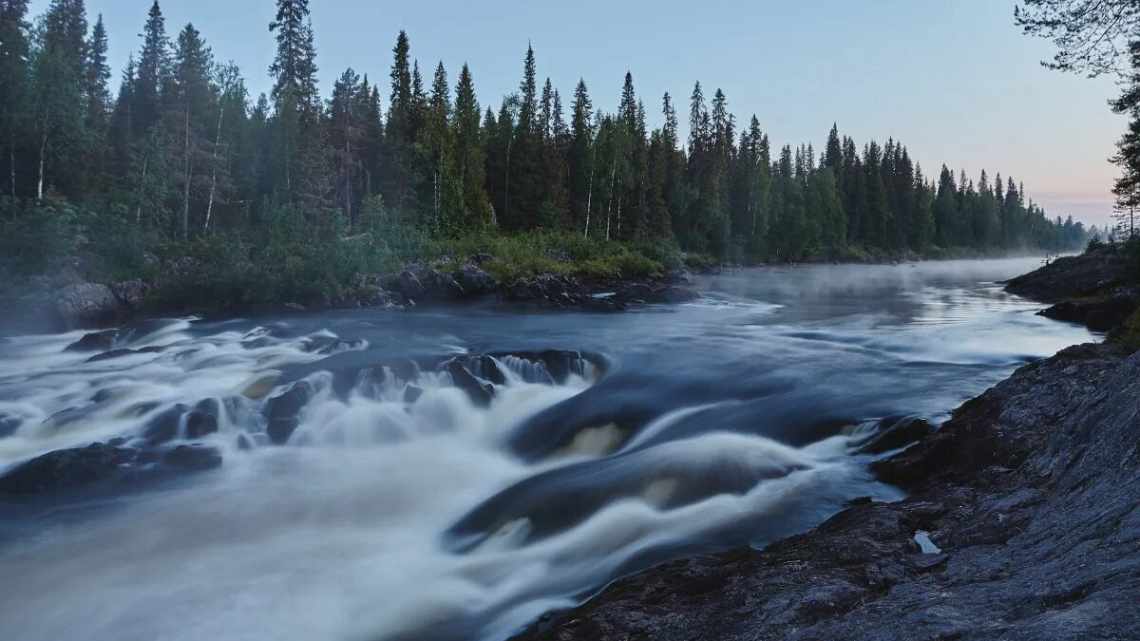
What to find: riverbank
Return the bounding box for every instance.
[513,245,1140,641]
[1,243,1072,335]
[0,233,708,334]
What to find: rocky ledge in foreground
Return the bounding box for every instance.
[515,341,1140,641]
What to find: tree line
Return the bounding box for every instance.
[0,0,1086,271]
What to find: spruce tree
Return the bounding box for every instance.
[453,63,488,227]
[84,13,110,185]
[568,79,594,234]
[135,1,170,136]
[170,22,214,239]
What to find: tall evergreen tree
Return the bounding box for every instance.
[170,22,214,239]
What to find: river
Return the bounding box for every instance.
[0,257,1093,641]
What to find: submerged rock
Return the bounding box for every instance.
[0,414,20,438]
[162,444,222,471]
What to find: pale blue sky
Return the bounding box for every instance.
[32,0,1123,225]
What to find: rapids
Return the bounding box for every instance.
[0,257,1093,641]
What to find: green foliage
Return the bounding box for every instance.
[0,197,82,277]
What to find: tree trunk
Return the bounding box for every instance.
[205,98,226,233]
[36,131,47,202]
[345,136,354,227]
[604,158,617,241]
[181,107,192,241]
[584,142,597,238]
[504,138,512,227]
[8,144,15,199]
[135,154,149,224]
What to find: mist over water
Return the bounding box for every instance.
[0,257,1093,641]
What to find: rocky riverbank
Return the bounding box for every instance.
[513,249,1140,641]
[1,256,702,334]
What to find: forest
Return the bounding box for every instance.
[0,0,1089,307]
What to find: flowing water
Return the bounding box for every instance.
[0,257,1093,641]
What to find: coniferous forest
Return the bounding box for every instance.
[0,0,1089,309]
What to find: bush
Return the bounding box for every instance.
[0,197,84,280]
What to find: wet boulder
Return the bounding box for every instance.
[65,329,118,352]
[54,283,124,329]
[162,444,222,471]
[264,381,314,444]
[403,384,424,404]
[446,360,495,407]
[855,415,934,455]
[143,404,189,446]
[185,399,221,439]
[0,443,138,495]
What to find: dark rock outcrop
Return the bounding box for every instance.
[185,399,221,439]
[65,329,118,352]
[854,415,934,455]
[397,270,426,301]
[264,381,314,444]
[446,360,495,407]
[110,279,150,311]
[1005,246,1131,303]
[54,283,124,329]
[515,343,1140,641]
[0,440,222,498]
[455,264,498,296]
[1038,286,1140,332]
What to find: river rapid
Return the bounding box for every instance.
[0,257,1093,641]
